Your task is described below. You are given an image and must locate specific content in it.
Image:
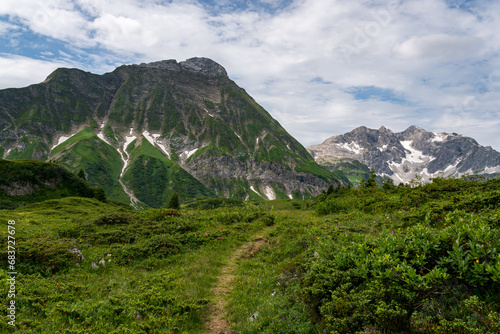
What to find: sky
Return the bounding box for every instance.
[0,0,499,150]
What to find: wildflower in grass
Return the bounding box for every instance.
[137,315,140,319]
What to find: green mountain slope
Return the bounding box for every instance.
[49,127,129,204]
[122,136,215,207]
[0,57,348,206]
[0,159,103,208]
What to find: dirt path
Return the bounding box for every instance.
[203,227,272,334]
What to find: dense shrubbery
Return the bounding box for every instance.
[0,175,498,333]
[299,176,500,333]
[302,211,499,333]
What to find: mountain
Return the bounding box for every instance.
[0,159,105,209]
[0,57,346,207]
[307,125,500,185]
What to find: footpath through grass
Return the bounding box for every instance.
[222,177,500,334]
[0,198,274,333]
[0,175,499,333]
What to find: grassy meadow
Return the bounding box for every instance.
[1,176,499,333]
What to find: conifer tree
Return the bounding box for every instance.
[326,184,335,195]
[168,192,180,209]
[93,187,107,202]
[77,169,86,180]
[365,168,378,188]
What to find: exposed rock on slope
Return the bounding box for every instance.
[0,58,346,206]
[307,126,500,184]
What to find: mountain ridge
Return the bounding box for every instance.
[307,125,500,184]
[0,57,346,207]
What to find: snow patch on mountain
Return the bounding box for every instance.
[185,148,198,159]
[431,132,448,142]
[143,131,171,159]
[483,165,500,173]
[340,142,362,154]
[121,128,136,176]
[264,186,276,200]
[307,126,500,185]
[51,130,83,151]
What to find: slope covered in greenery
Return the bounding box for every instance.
[49,127,129,203]
[0,159,105,209]
[122,137,215,207]
[0,176,498,333]
[0,59,348,204]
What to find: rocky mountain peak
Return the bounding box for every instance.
[138,59,182,71]
[401,125,426,135]
[0,58,341,206]
[378,125,392,133]
[179,57,227,76]
[307,125,500,185]
[138,57,228,77]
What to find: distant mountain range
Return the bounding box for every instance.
[0,57,347,208]
[307,125,500,185]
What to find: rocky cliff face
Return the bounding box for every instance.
[0,58,345,207]
[307,126,500,184]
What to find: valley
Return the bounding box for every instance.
[0,58,499,333]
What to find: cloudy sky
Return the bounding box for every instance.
[1,0,499,150]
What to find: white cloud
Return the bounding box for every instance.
[393,34,485,60]
[91,14,158,51]
[0,55,70,88]
[0,21,16,35]
[0,0,499,150]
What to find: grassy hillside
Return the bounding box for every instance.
[50,127,129,203]
[0,159,105,209]
[122,137,215,207]
[0,176,498,333]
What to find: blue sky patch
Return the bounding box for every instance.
[347,86,408,104]
[310,77,332,85]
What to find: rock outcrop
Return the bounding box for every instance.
[307,126,500,184]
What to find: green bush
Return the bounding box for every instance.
[93,213,133,226]
[0,237,77,275]
[301,209,500,333]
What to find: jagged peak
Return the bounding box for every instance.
[138,59,181,71]
[378,125,393,133]
[351,126,369,133]
[402,125,426,134]
[179,57,227,76]
[138,57,227,76]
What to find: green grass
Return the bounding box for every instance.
[0,200,273,333]
[122,137,214,207]
[50,128,129,204]
[0,160,102,209]
[0,176,499,333]
[50,127,96,157]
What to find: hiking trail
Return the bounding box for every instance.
[203,227,273,333]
